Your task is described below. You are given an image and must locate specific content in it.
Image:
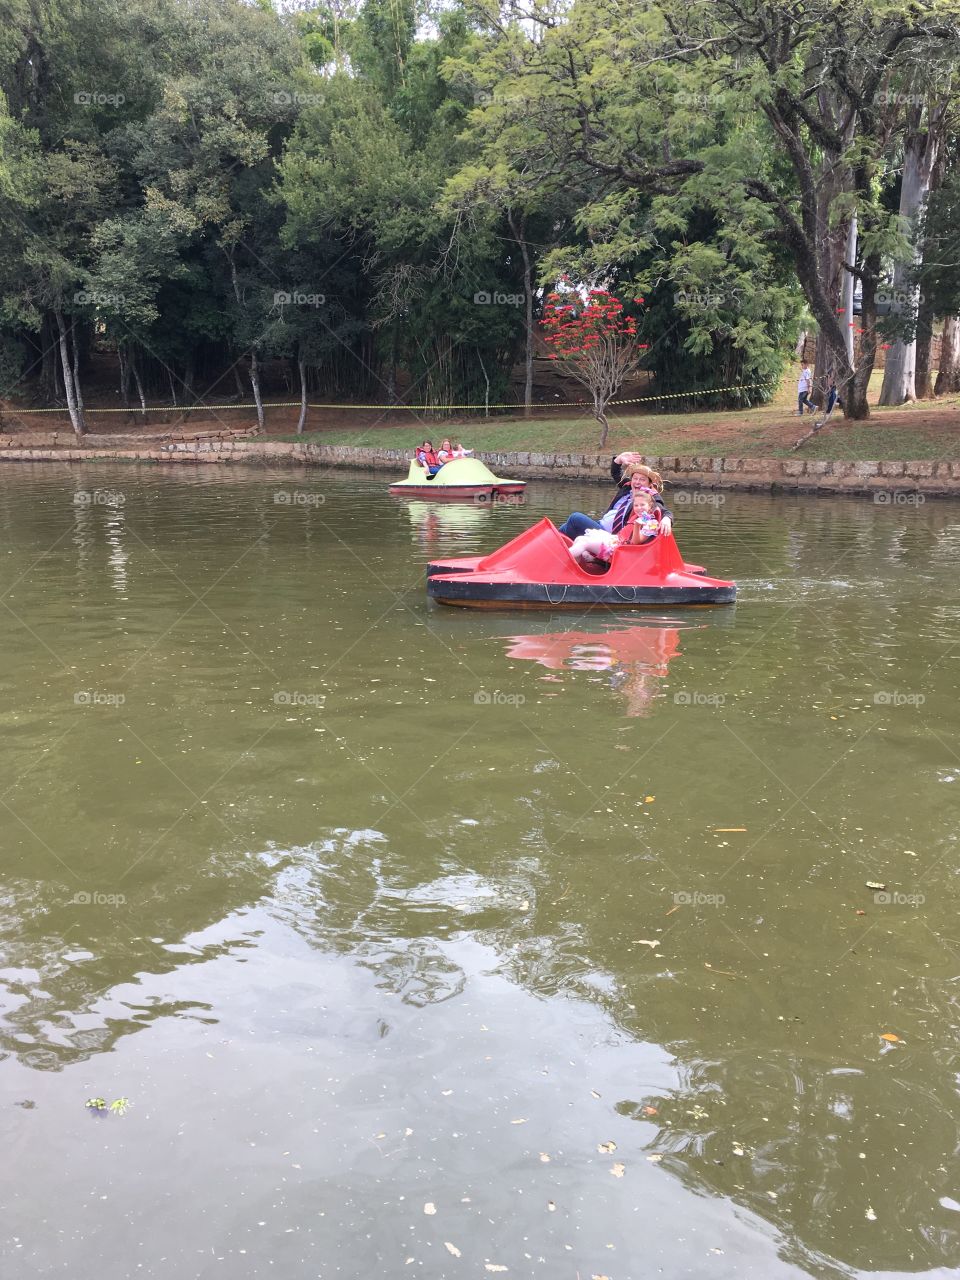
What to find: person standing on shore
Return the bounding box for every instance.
[797,362,815,415]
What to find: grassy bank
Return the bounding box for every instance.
[277,389,960,460]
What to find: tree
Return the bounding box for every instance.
[464,0,960,419]
[542,287,645,446]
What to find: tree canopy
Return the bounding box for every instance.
[1,0,959,434]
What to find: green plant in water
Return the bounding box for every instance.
[85,1096,130,1115]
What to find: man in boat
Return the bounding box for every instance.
[558,463,673,540]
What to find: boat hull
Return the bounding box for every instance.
[427,579,735,608]
[389,483,525,501]
[390,457,525,502]
[426,518,736,610]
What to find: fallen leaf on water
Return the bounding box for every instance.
[642,1106,658,1116]
[592,1275,611,1279]
[485,1266,508,1273]
[610,1162,625,1178]
[644,796,655,803]
[547,1201,556,1212]
[881,1032,900,1043]
[714,827,747,832]
[510,1118,528,1125]
[591,1090,601,1099]
[634,939,660,948]
[444,1242,461,1258]
[865,1206,877,1221]
[598,1141,617,1153]
[855,909,866,916]
[538,1152,551,1163]
[647,1153,663,1163]
[732,1143,745,1156]
[423,1202,436,1215]
[865,881,886,891]
[441,1089,453,1096]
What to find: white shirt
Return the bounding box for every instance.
[798,368,811,393]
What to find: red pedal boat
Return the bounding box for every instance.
[427,518,736,609]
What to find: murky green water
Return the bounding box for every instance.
[1,462,959,1279]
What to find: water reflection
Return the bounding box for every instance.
[402,499,491,548]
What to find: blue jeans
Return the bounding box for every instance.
[798,392,815,414]
[558,512,604,538]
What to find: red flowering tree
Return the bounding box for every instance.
[542,288,647,446]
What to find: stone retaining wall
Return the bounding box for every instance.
[0,437,957,496]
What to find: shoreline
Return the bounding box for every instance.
[0,436,956,497]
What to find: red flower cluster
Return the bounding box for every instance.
[542,289,642,358]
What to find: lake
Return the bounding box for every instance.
[1,462,959,1279]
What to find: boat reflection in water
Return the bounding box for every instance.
[404,499,493,550]
[499,616,713,716]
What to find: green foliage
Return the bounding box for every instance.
[1,0,958,419]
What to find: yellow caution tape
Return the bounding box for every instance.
[4,382,778,415]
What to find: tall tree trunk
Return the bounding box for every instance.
[54,308,84,439]
[879,109,941,405]
[296,357,307,434]
[130,351,147,420]
[249,350,265,431]
[232,364,245,399]
[477,351,490,418]
[508,209,534,418]
[935,316,960,395]
[850,250,882,417]
[71,323,84,420]
[184,351,195,402]
[118,346,130,408]
[167,368,178,407]
[915,288,936,399]
[41,312,59,400]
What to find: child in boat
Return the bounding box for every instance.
[437,439,455,463]
[451,442,473,458]
[559,464,673,540]
[568,489,661,568]
[416,441,442,475]
[626,489,662,542]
